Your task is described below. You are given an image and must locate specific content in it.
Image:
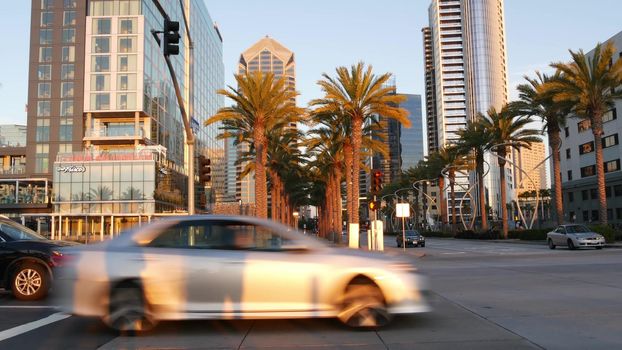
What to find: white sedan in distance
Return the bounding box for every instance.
[54,216,429,332]
[547,224,605,250]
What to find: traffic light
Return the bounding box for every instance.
[368,200,380,211]
[198,155,211,184]
[371,170,383,193]
[163,19,180,56]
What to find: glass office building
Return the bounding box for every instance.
[400,94,424,171]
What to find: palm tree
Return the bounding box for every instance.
[480,106,541,238]
[310,62,409,228]
[456,119,493,231]
[514,72,571,225]
[545,42,622,225]
[206,71,303,218]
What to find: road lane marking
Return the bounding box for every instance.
[0,312,70,342]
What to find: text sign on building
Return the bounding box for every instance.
[396,203,410,218]
[56,165,86,173]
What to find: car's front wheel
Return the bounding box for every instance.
[104,283,156,333]
[567,239,576,250]
[11,263,49,301]
[338,283,391,329]
[548,239,556,250]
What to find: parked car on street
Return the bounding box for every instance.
[55,215,429,332]
[0,216,76,300]
[546,224,605,250]
[396,230,426,248]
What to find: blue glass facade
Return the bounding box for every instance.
[400,94,424,171]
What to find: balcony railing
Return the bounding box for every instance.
[0,165,26,175]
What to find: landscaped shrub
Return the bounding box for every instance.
[421,230,454,238]
[507,228,551,240]
[589,225,618,243]
[454,229,501,240]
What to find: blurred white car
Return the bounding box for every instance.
[546,224,605,250]
[55,216,429,331]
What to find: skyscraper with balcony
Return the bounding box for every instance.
[23,0,224,237]
[235,36,296,204]
[424,0,509,223]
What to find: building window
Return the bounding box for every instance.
[603,108,617,123]
[606,186,612,198]
[41,0,53,9]
[607,209,613,221]
[617,208,622,220]
[37,101,51,117]
[615,185,622,197]
[92,93,110,110]
[590,188,598,200]
[567,170,572,181]
[93,18,111,34]
[602,134,619,148]
[90,1,114,16]
[92,56,110,72]
[591,210,599,222]
[91,74,110,91]
[117,93,135,110]
[60,100,73,116]
[40,29,52,45]
[568,191,574,202]
[118,55,136,71]
[118,37,135,53]
[59,118,73,141]
[577,119,591,132]
[579,141,594,155]
[604,159,620,173]
[566,148,571,159]
[36,119,50,142]
[62,28,75,43]
[58,143,72,154]
[118,74,135,90]
[35,144,49,173]
[37,65,51,80]
[41,12,54,27]
[38,83,51,98]
[580,165,596,178]
[118,0,140,15]
[62,46,75,62]
[93,37,110,53]
[61,64,74,80]
[39,47,52,62]
[582,210,589,222]
[581,189,589,201]
[61,82,74,98]
[63,11,76,26]
[119,18,135,34]
[564,126,569,137]
[64,0,77,8]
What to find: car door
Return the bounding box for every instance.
[0,233,13,284]
[231,223,333,315]
[553,226,566,245]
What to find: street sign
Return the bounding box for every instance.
[396,203,410,218]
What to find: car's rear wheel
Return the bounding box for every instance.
[104,283,156,333]
[338,282,391,329]
[11,263,49,301]
[567,239,576,250]
[548,239,556,250]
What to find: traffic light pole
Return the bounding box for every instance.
[151,0,196,215]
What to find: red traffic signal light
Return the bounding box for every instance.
[372,170,383,193]
[198,155,211,184]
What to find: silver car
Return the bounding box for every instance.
[546,224,605,250]
[55,215,429,332]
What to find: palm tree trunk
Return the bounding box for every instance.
[327,175,334,234]
[477,152,488,231]
[270,171,277,221]
[450,170,456,234]
[498,150,508,238]
[593,118,608,224]
[548,130,564,225]
[332,173,340,234]
[335,167,343,236]
[254,125,268,219]
[351,116,363,226]
[344,142,353,227]
[438,176,446,230]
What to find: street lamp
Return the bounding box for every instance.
[293,211,299,229]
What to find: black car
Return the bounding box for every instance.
[0,217,75,300]
[396,230,426,248]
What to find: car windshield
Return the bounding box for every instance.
[565,225,591,234]
[405,230,420,236]
[0,221,47,241]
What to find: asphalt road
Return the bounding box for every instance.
[0,237,620,349]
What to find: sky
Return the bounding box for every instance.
[1,0,622,127]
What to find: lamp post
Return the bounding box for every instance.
[293,211,299,230]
